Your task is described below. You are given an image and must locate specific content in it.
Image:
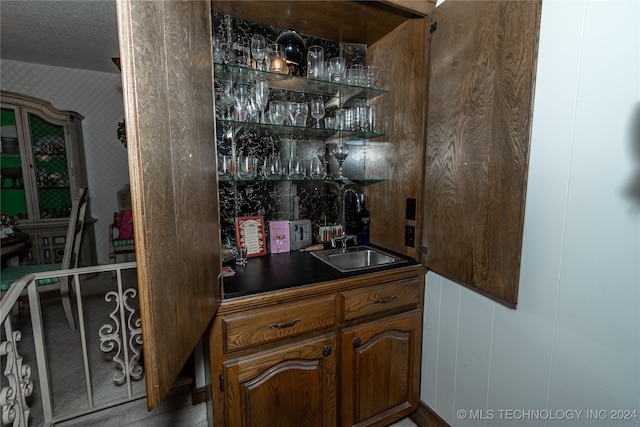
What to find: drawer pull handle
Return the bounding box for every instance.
[374,295,398,304]
[269,318,301,329]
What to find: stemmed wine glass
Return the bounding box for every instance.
[218,80,234,120]
[310,97,325,128]
[234,84,250,121]
[251,35,267,70]
[254,79,269,123]
[332,143,350,179]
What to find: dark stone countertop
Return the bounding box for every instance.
[222,246,420,299]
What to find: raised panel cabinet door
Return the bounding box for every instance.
[422,0,541,307]
[223,334,337,427]
[340,310,422,427]
[116,0,222,409]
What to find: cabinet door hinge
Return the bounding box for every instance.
[219,373,224,392]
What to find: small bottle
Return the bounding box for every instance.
[356,193,370,246]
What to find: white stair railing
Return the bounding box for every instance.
[1,262,142,427]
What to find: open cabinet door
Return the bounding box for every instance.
[422,0,541,307]
[116,1,222,409]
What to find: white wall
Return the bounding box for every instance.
[1,59,129,264]
[422,1,640,426]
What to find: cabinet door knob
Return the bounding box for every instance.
[352,337,362,348]
[268,318,301,329]
[322,345,332,357]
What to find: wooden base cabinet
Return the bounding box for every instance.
[209,266,426,427]
[223,334,337,427]
[341,311,422,427]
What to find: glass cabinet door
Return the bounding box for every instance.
[1,107,29,221]
[28,111,72,219]
[1,106,73,223]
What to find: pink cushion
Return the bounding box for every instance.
[118,210,134,239]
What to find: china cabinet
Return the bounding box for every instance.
[115,0,539,414]
[0,91,95,266]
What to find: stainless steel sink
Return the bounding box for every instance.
[311,246,407,272]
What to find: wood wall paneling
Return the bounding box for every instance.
[368,17,430,258]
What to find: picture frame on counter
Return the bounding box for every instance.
[236,216,267,257]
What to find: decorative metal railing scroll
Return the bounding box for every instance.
[99,286,144,385]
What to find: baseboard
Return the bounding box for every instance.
[410,400,450,427]
[191,386,209,405]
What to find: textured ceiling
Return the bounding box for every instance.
[1,0,120,74]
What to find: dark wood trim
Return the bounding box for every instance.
[191,387,209,406]
[410,400,450,427]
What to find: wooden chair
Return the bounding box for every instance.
[0,187,88,329]
[109,184,135,270]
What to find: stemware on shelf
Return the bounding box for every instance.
[250,35,267,70]
[310,97,325,128]
[254,78,269,123]
[218,80,234,120]
[234,84,250,121]
[332,143,350,179]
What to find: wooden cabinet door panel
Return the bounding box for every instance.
[224,334,337,427]
[341,310,422,426]
[116,0,222,408]
[422,0,541,307]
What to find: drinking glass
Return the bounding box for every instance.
[254,79,269,123]
[288,156,307,180]
[365,65,380,87]
[310,97,325,128]
[267,43,287,73]
[307,45,325,80]
[332,144,350,179]
[235,244,247,266]
[290,102,308,127]
[217,80,234,119]
[234,84,250,121]
[347,64,365,86]
[237,155,258,180]
[328,57,346,82]
[232,38,248,66]
[250,34,267,70]
[309,157,326,179]
[213,35,228,64]
[263,154,283,180]
[218,154,234,179]
[269,101,285,125]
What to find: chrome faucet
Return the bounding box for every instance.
[332,188,360,251]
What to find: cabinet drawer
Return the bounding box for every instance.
[223,295,336,352]
[341,278,422,321]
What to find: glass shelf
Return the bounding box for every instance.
[219,177,384,185]
[214,63,388,108]
[216,119,384,141]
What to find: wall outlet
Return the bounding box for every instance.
[404,225,415,247]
